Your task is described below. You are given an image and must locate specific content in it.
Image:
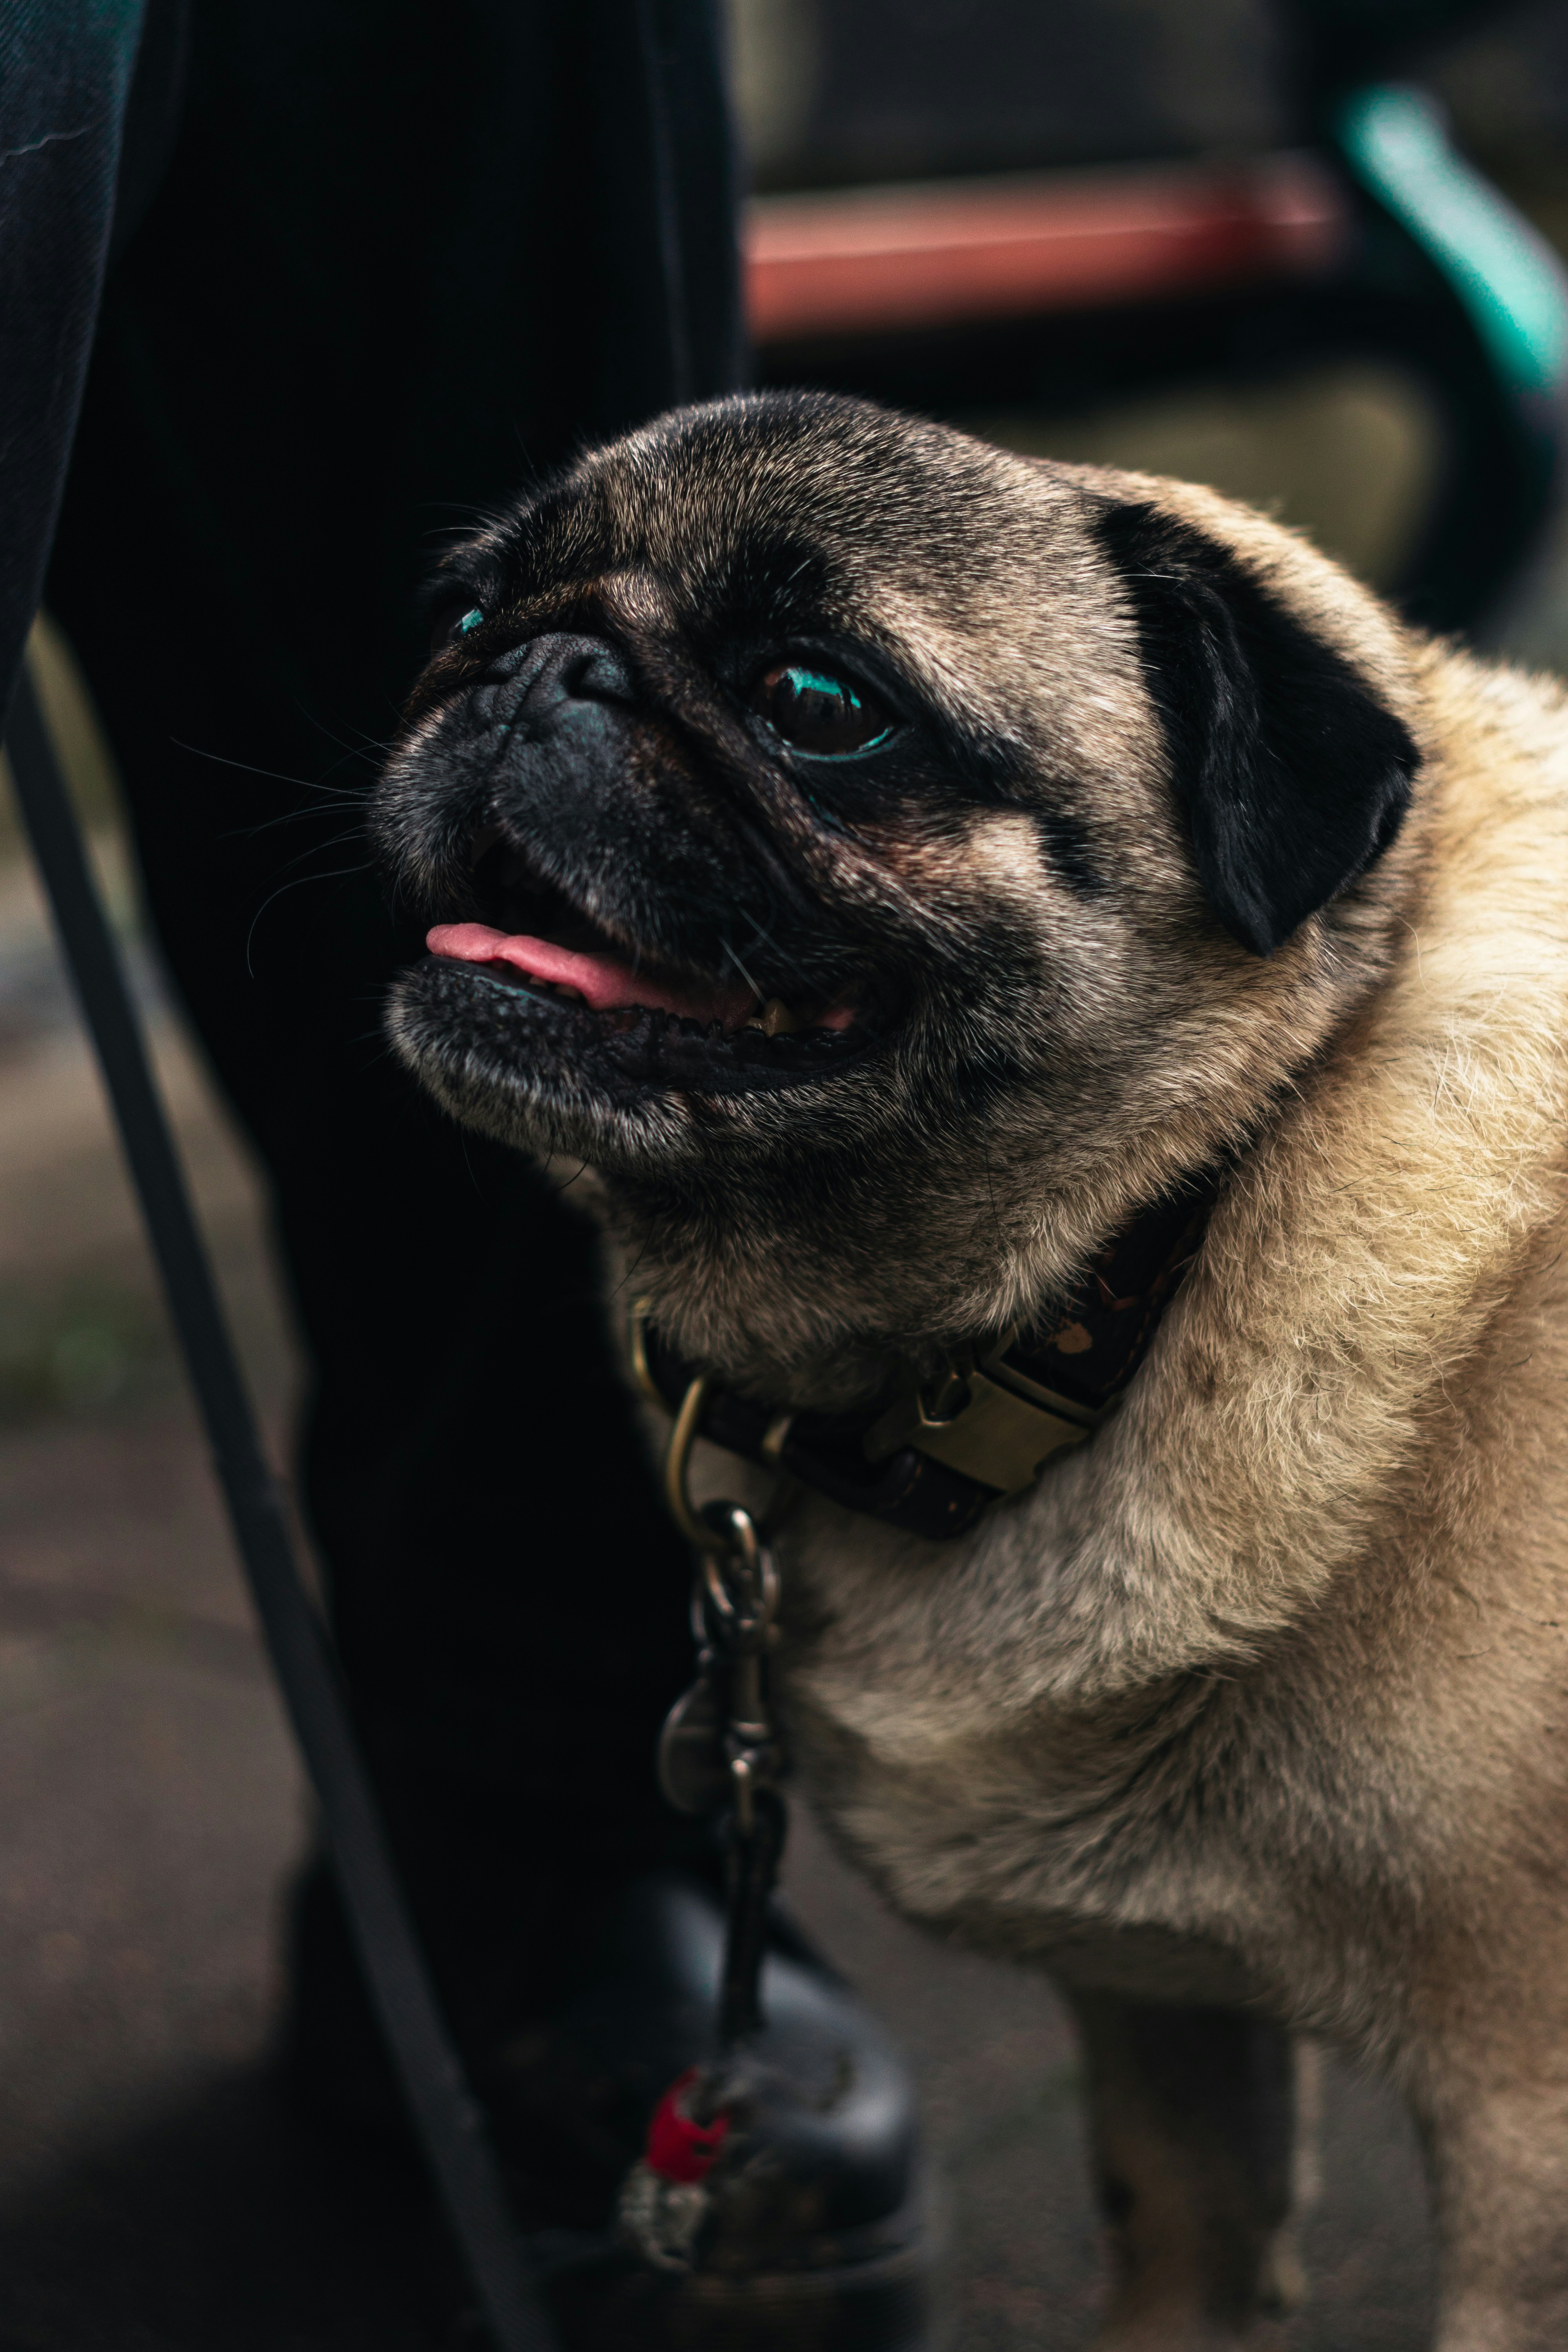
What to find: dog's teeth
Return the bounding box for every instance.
[760,997,804,1038]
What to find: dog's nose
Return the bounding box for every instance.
[488,632,637,715]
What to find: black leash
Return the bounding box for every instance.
[4,661,561,2352]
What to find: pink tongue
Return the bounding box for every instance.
[427,922,758,1029]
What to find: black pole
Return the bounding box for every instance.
[4,661,558,2352]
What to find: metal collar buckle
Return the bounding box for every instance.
[863,1328,1111,1498]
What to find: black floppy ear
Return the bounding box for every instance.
[1095,500,1419,956]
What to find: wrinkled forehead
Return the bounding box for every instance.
[474,398,1154,774]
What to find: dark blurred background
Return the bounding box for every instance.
[728,0,1568,642]
[1,2,1565,2345]
[728,0,1568,196]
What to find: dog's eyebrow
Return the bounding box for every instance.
[1035,802,1107,898]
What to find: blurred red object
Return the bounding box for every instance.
[744,154,1348,344]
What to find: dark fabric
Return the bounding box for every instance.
[0,0,152,736]
[40,0,745,1916]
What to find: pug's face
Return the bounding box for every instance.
[372,394,1420,1391]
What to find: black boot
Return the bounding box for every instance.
[282,1859,940,2351]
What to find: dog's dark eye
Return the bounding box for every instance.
[430,601,486,652]
[751,663,893,757]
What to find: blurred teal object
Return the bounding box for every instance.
[1338,85,1568,407]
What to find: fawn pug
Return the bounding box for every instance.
[373,391,1568,2351]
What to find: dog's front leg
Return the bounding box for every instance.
[1417,2021,1568,2352]
[1064,1989,1299,2349]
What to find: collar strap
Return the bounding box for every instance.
[632,1177,1219,1543]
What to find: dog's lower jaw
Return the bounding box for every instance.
[385,973,698,1170]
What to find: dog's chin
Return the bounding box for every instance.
[388,953,886,1163]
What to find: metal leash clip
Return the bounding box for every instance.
[655,1378,789,2045]
[618,1477,791,2272]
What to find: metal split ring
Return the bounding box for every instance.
[698,1505,780,1635]
[662,1374,795,1551]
